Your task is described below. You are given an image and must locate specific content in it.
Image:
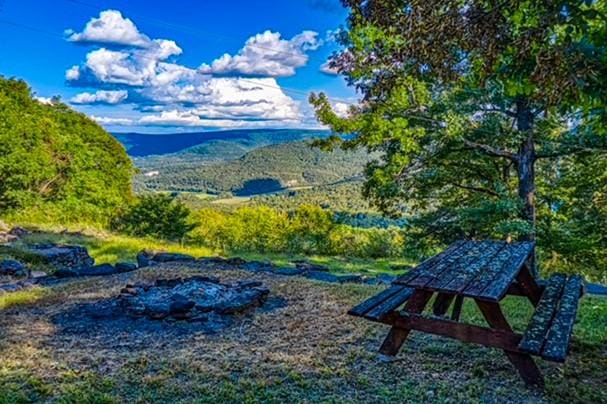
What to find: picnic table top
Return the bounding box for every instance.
[394,240,535,302]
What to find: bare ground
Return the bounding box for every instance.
[0,262,605,403]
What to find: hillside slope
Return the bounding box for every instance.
[0,77,133,223]
[136,141,371,196]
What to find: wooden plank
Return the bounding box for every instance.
[519,274,567,355]
[451,295,464,321]
[462,243,523,298]
[480,242,536,301]
[476,300,544,386]
[542,275,583,362]
[432,293,455,316]
[515,264,543,306]
[403,241,475,288]
[364,287,414,321]
[379,289,432,355]
[381,311,523,352]
[395,240,467,285]
[348,285,407,317]
[436,241,507,294]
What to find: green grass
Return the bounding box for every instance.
[15,231,215,265]
[234,251,414,275]
[0,287,49,310]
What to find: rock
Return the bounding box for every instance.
[78,264,117,276]
[28,244,94,270]
[225,257,246,266]
[272,267,305,276]
[0,233,18,244]
[169,293,196,315]
[145,303,170,320]
[364,274,397,285]
[335,274,363,283]
[30,270,47,278]
[293,260,329,272]
[242,261,274,272]
[137,250,154,268]
[156,278,183,288]
[0,259,28,277]
[214,287,269,314]
[54,268,79,278]
[152,252,195,263]
[8,226,29,237]
[0,284,21,293]
[115,262,138,272]
[236,280,263,288]
[305,271,340,283]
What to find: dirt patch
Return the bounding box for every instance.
[0,262,603,403]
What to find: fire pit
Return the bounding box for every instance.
[118,276,270,322]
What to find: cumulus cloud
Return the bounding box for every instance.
[65,10,323,129]
[34,96,54,105]
[66,10,151,47]
[320,59,339,75]
[71,90,128,105]
[92,116,135,125]
[199,30,321,77]
[332,101,351,118]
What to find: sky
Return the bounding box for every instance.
[0,0,354,133]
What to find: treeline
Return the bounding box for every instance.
[135,141,372,195]
[112,195,406,258]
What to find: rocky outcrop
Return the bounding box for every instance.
[118,276,270,321]
[0,259,28,278]
[27,244,94,270]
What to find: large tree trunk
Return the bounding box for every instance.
[515,99,536,242]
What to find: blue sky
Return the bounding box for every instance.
[0,0,354,133]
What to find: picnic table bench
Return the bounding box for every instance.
[349,240,584,385]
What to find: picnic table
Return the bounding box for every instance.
[349,240,584,385]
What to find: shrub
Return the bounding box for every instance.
[112,194,195,242]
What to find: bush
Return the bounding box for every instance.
[112,194,195,242]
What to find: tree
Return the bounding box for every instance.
[311,0,607,249]
[113,194,195,242]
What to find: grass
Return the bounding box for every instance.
[0,287,49,310]
[7,225,411,275]
[0,263,605,403]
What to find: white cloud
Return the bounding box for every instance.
[71,90,128,105]
[66,10,150,47]
[332,101,351,118]
[320,60,339,75]
[92,116,135,125]
[200,30,320,77]
[34,96,54,105]
[66,10,321,129]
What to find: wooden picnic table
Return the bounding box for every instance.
[349,240,584,386]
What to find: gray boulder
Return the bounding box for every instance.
[137,250,154,268]
[28,244,94,270]
[78,264,117,277]
[54,268,79,278]
[152,252,196,263]
[0,259,28,277]
[116,262,138,272]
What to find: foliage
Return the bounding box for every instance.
[311,0,607,274]
[0,76,133,225]
[191,205,406,258]
[135,141,372,195]
[112,194,196,242]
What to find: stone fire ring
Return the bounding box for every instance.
[119,276,270,322]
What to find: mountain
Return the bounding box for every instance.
[114,129,330,157]
[135,140,372,196]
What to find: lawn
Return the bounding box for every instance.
[0,263,605,403]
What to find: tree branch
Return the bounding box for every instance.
[448,182,500,197]
[462,138,518,161]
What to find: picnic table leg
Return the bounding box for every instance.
[432,293,455,316]
[450,295,464,321]
[475,300,544,386]
[379,290,432,356]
